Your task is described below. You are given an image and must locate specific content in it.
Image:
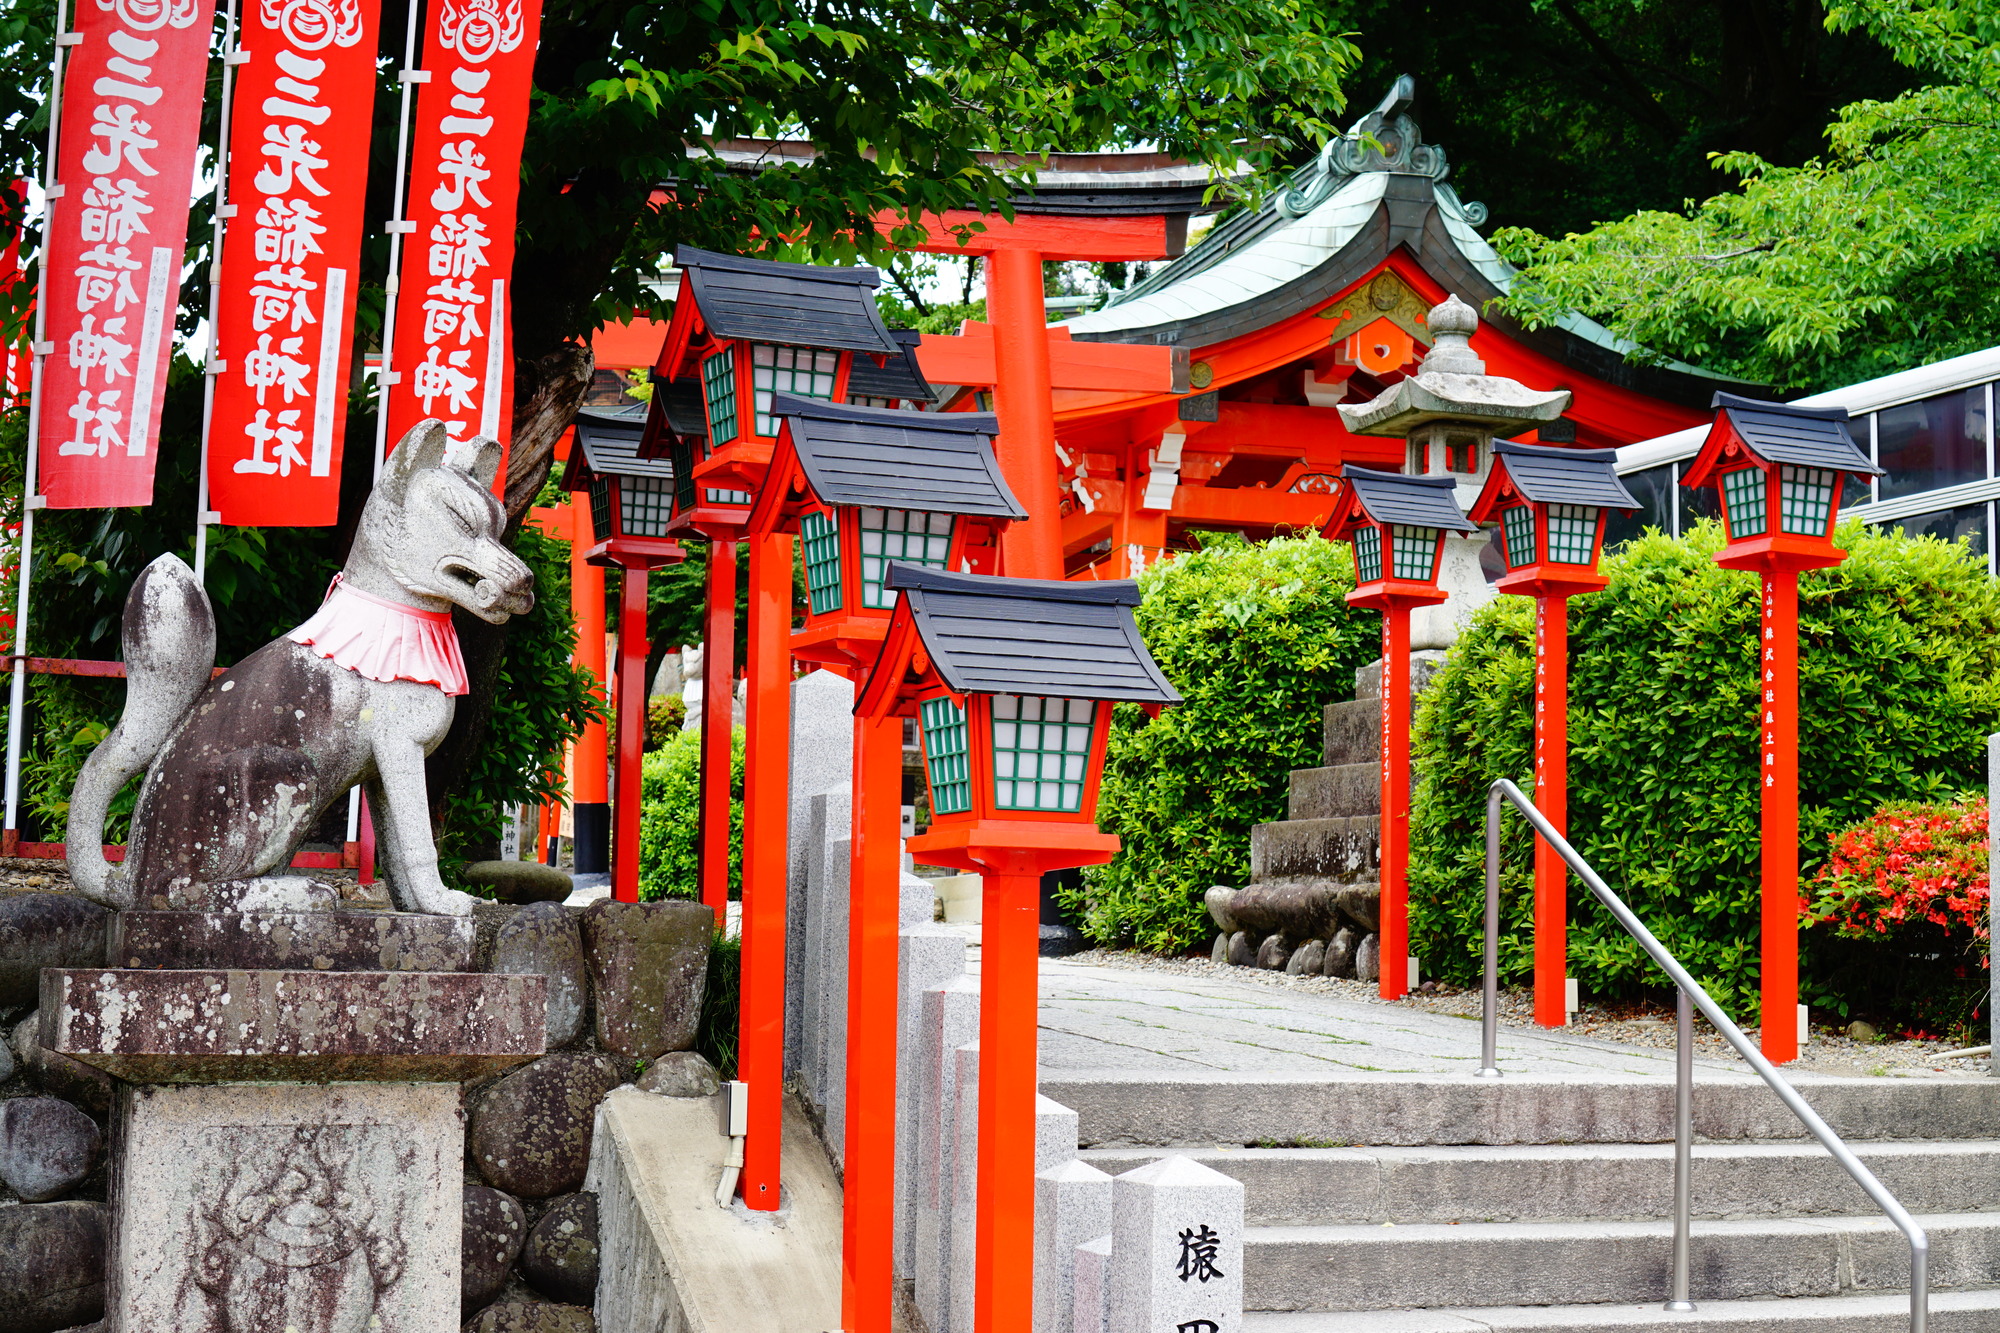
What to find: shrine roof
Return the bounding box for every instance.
[845,329,937,404]
[1491,441,1637,509]
[1343,465,1477,531]
[1061,77,1751,409]
[885,565,1181,704]
[678,246,902,355]
[1711,394,1881,475]
[570,408,673,483]
[774,394,1025,519]
[654,377,708,439]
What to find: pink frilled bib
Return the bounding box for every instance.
[286,575,469,696]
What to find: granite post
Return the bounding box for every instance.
[897,923,966,1280]
[1109,1155,1245,1333]
[786,670,856,1080]
[1073,1235,1113,1333]
[915,975,980,1333]
[1037,1159,1113,1333]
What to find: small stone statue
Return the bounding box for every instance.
[65,420,534,916]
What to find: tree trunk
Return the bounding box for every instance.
[424,339,596,832]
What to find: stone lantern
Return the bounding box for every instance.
[1338,293,1572,647]
[1467,438,1637,1026]
[1683,394,1881,1063]
[858,562,1180,1333]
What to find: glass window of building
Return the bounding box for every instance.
[1876,388,1988,499]
[1604,464,1672,550]
[1890,503,1989,562]
[1678,466,1720,530]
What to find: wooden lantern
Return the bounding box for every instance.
[1468,440,1637,597]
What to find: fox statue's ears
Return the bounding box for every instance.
[381,420,504,499]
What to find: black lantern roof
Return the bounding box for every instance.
[775,395,1027,520]
[678,246,903,356]
[1491,440,1638,509]
[1342,465,1477,531]
[1711,393,1882,475]
[884,565,1181,704]
[655,376,708,440]
[846,329,937,405]
[564,408,675,487]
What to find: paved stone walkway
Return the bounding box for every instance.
[1032,956,1766,1081]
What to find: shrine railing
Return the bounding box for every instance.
[1478,777,1929,1331]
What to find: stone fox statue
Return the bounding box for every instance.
[65,422,534,916]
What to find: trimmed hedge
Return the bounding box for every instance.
[1408,521,2000,1020]
[1063,533,1380,953]
[638,723,744,903]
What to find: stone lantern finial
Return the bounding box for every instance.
[1420,295,1484,376]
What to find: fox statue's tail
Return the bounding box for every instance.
[66,554,216,908]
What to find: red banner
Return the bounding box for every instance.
[206,0,381,526]
[383,0,541,467]
[35,0,216,509]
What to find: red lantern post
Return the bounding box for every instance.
[751,395,1024,1333]
[1324,466,1475,998]
[858,565,1179,1333]
[1468,441,1637,1026]
[652,248,906,1208]
[1682,394,1880,1062]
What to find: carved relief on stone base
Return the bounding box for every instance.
[109,1082,461,1333]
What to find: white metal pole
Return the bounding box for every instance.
[372,0,426,482]
[193,0,243,583]
[4,0,78,837]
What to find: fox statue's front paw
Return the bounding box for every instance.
[391,869,483,917]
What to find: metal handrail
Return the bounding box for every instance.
[1480,778,1929,1329]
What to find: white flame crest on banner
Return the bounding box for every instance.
[436,0,522,62]
[258,0,364,49]
[95,0,200,30]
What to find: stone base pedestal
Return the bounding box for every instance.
[47,961,545,1333]
[110,1081,461,1331]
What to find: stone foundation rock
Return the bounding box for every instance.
[491,903,589,1048]
[463,1301,596,1333]
[581,900,713,1059]
[468,1052,628,1198]
[0,1096,101,1202]
[0,1199,105,1332]
[464,1184,529,1316]
[520,1191,599,1305]
[635,1051,720,1100]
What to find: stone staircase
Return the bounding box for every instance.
[1220,655,1444,977]
[1047,1071,2000,1330]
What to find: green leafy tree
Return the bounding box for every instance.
[1064,534,1379,953]
[1408,521,2000,1020]
[1493,0,2000,390]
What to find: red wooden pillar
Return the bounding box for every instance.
[738,530,794,1209]
[570,498,610,873]
[613,566,649,903]
[1534,596,1570,1027]
[1761,570,1800,1063]
[983,248,1062,581]
[699,541,738,916]
[1378,604,1412,1000]
[973,866,1041,1333]
[841,708,903,1331]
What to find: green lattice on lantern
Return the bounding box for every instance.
[1390,525,1441,582]
[701,346,738,444]
[1779,465,1838,537]
[1501,504,1536,569]
[1722,467,1768,539]
[588,477,612,545]
[859,509,955,609]
[752,344,839,436]
[618,474,674,539]
[1546,504,1599,565]
[1353,525,1383,583]
[705,488,751,506]
[991,695,1098,812]
[920,696,972,815]
[801,510,843,614]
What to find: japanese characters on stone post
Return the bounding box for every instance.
[207,0,382,525]
[37,0,216,508]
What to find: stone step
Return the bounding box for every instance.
[1288,764,1380,821]
[1242,1289,2000,1332]
[1243,1212,2000,1312]
[1250,817,1379,881]
[1039,1074,2000,1149]
[1080,1141,2000,1225]
[1322,699,1381,769]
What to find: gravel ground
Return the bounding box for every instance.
[1063,947,1992,1078]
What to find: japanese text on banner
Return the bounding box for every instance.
[206,0,381,527]
[384,0,542,475]
[37,0,216,510]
